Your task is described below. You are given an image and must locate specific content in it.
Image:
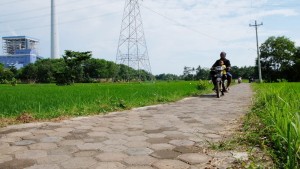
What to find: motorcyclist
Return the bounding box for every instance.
[210,51,232,91]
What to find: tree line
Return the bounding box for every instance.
[0,50,153,85]
[1,36,299,84]
[156,36,300,82]
[155,65,255,81]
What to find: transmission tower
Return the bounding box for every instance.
[115,0,152,81]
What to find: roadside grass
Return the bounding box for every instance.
[243,82,299,168]
[0,81,211,127]
[207,114,275,168]
[208,82,300,168]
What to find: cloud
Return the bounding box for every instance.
[0,0,299,75]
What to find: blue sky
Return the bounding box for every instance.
[0,0,299,75]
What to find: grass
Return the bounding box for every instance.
[0,81,211,126]
[248,82,300,168]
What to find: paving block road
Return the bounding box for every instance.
[0,83,253,169]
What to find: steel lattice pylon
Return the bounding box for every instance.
[115,0,151,81]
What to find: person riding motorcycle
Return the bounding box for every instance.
[210,51,232,91]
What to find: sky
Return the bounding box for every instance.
[0,0,299,75]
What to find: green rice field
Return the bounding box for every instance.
[0,81,209,120]
[252,83,300,168]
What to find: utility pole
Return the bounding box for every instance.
[51,0,59,59]
[115,0,152,81]
[249,20,263,83]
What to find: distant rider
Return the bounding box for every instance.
[210,51,232,91]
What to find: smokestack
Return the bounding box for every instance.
[51,0,59,59]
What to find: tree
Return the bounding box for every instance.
[155,74,180,81]
[195,66,210,80]
[290,47,300,81]
[259,36,297,81]
[58,50,92,84]
[19,64,38,83]
[183,66,195,80]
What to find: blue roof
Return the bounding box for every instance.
[2,36,39,42]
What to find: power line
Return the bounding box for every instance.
[0,1,119,24]
[0,0,25,6]
[141,4,225,43]
[0,0,82,18]
[0,11,121,34]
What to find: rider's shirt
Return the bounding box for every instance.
[212,59,231,69]
[221,65,226,75]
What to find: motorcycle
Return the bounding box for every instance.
[213,66,227,98]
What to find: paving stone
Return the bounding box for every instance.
[29,143,57,150]
[173,146,203,153]
[204,133,222,139]
[107,133,129,139]
[14,140,36,146]
[124,156,157,165]
[232,151,249,161]
[0,146,28,154]
[125,147,153,156]
[100,145,128,152]
[83,137,108,143]
[177,153,211,164]
[149,143,175,151]
[15,150,47,159]
[152,159,190,169]
[40,136,62,143]
[103,139,127,145]
[60,157,97,169]
[169,140,195,146]
[87,132,109,137]
[146,138,170,144]
[96,152,128,161]
[146,133,166,138]
[0,155,13,163]
[126,166,155,169]
[0,159,35,169]
[125,141,150,148]
[0,136,22,143]
[32,130,55,135]
[92,127,111,132]
[48,145,78,155]
[75,125,93,130]
[124,131,146,136]
[127,136,148,141]
[0,142,10,149]
[7,131,32,137]
[54,127,74,132]
[92,162,126,169]
[22,134,48,141]
[74,151,98,157]
[59,139,84,146]
[24,164,60,169]
[36,155,71,164]
[77,143,104,150]
[47,132,70,137]
[150,150,181,159]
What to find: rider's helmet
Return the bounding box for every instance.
[220,51,226,57]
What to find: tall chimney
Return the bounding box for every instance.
[51,0,59,59]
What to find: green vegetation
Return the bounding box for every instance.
[249,83,300,168]
[260,36,300,82]
[0,81,210,121]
